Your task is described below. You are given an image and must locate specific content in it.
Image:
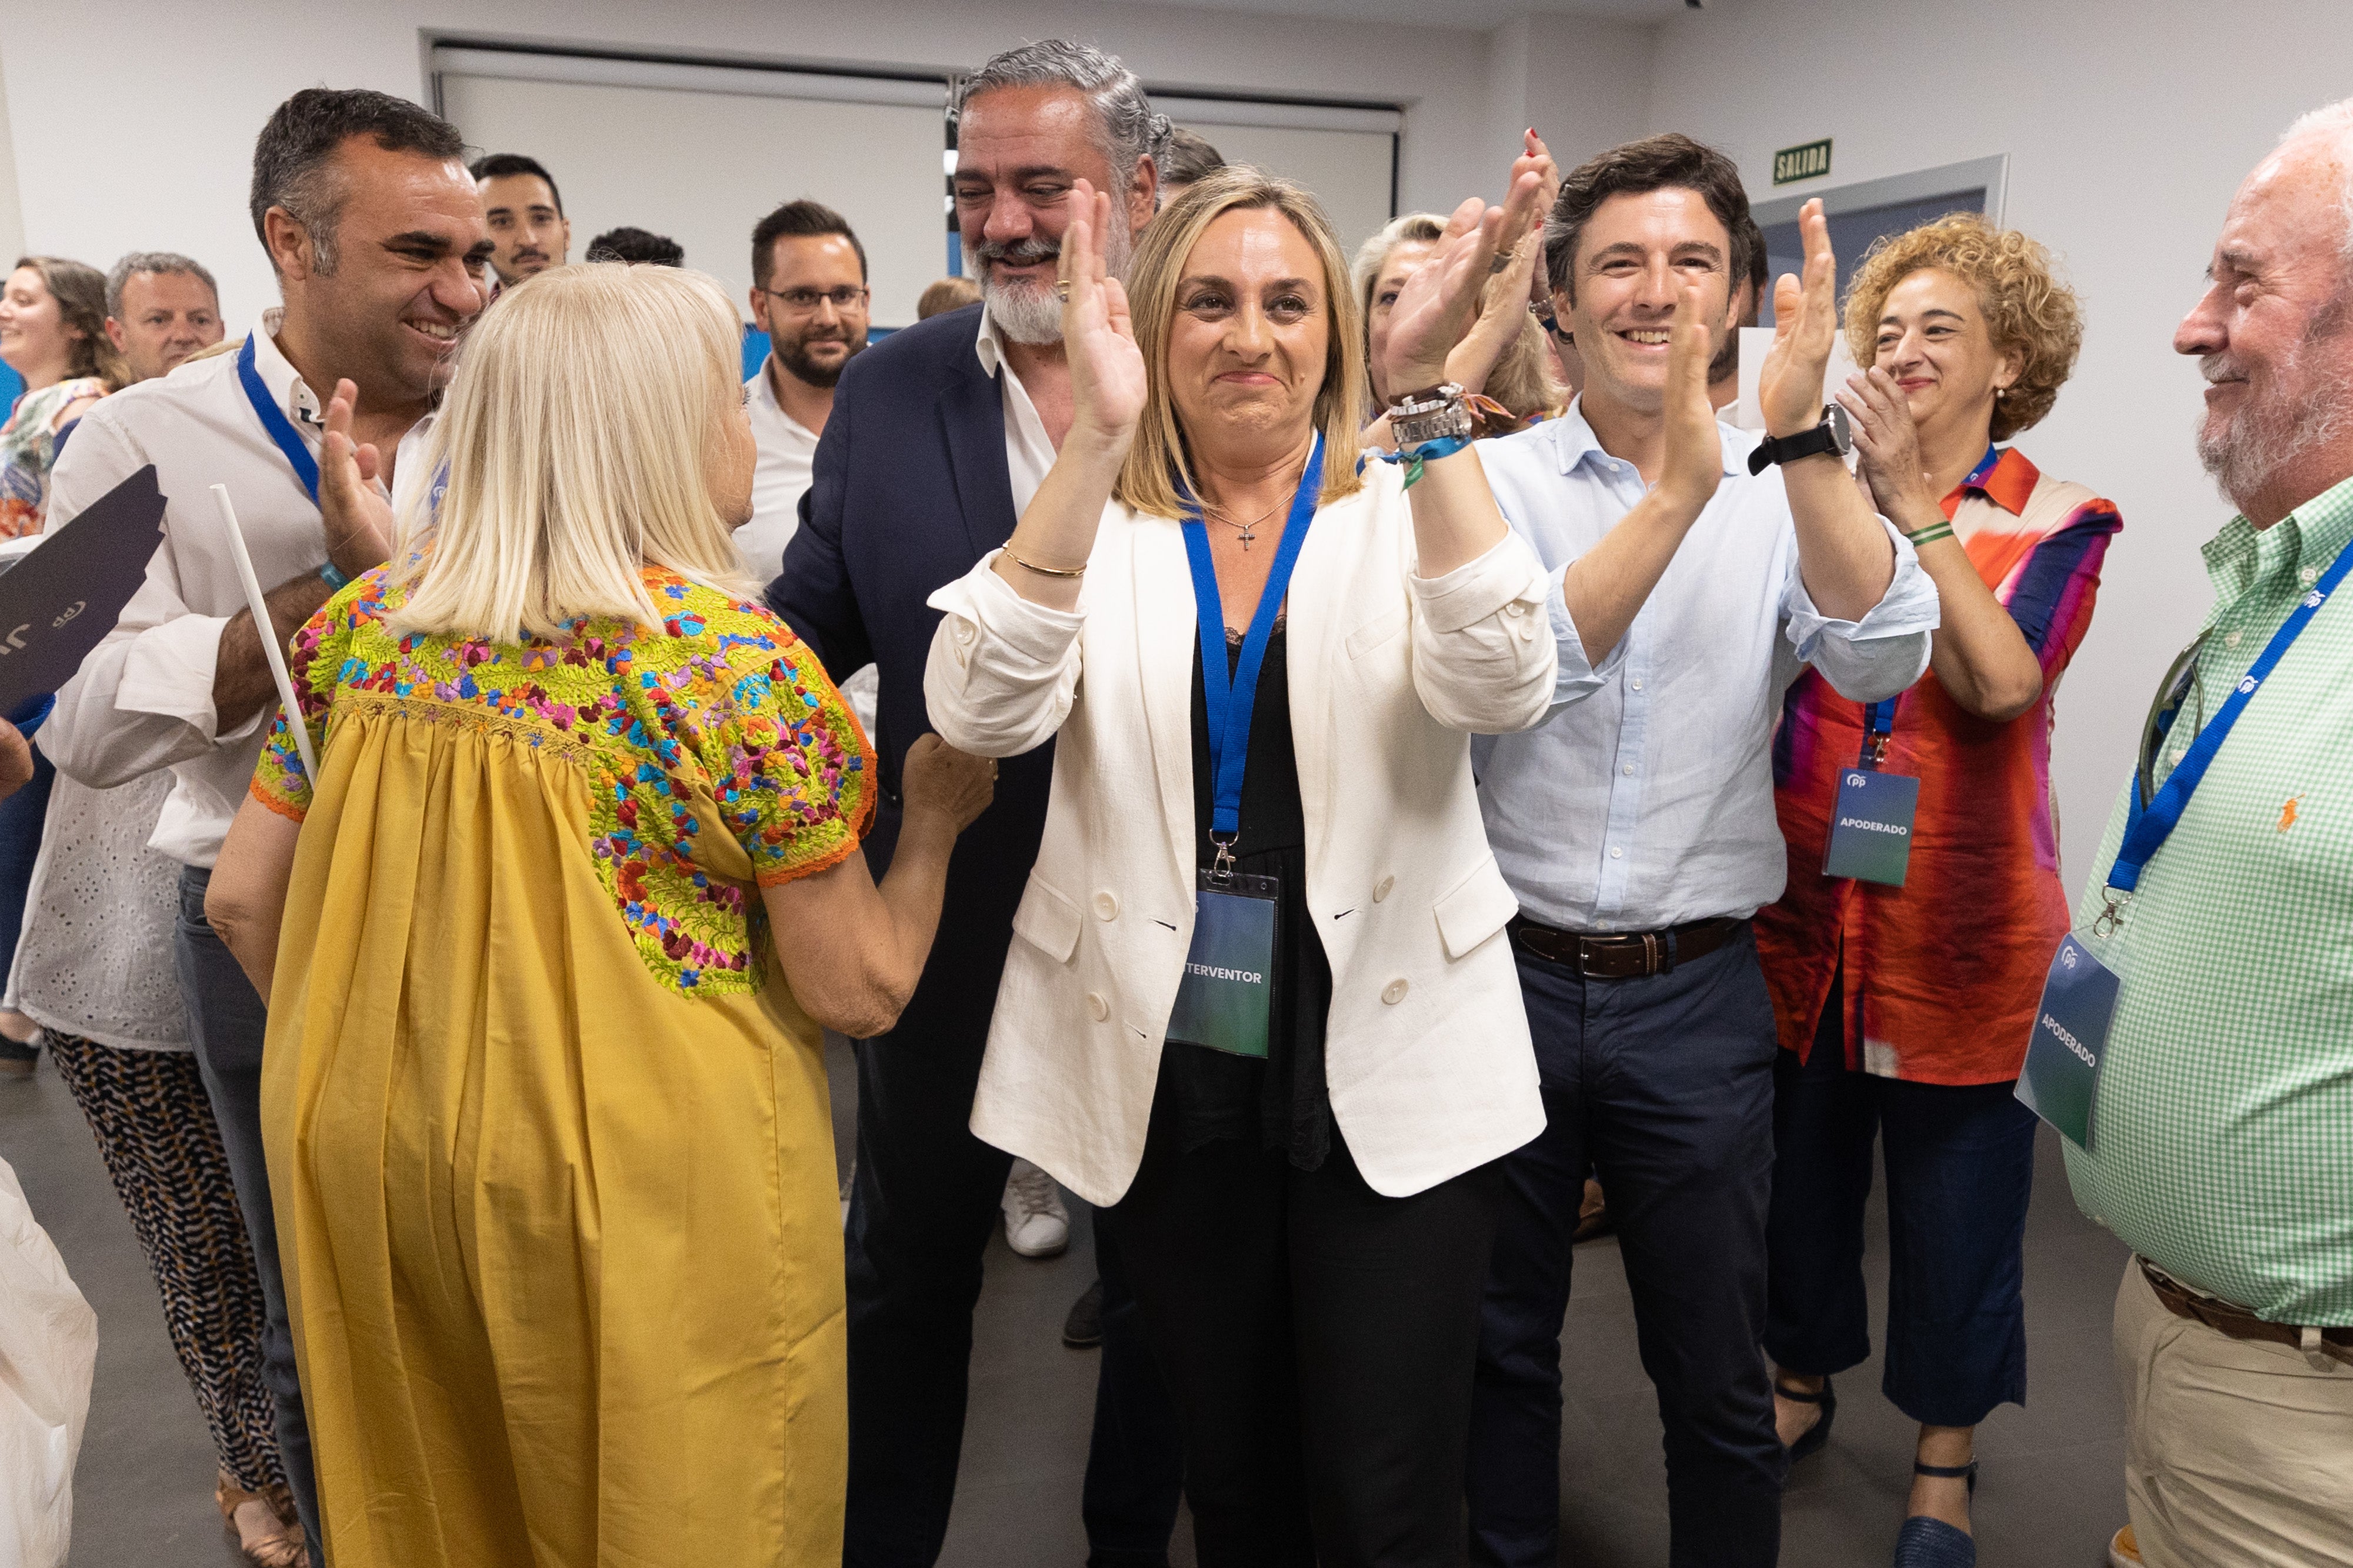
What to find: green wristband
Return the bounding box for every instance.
[1905,522,1955,548]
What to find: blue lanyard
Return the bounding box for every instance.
[2107,535,2353,896]
[1181,432,1323,846]
[1859,698,1897,768]
[236,332,320,505]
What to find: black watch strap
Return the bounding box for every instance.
[1747,422,1841,476]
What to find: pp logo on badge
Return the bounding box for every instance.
[2059,944,2078,971]
[1846,772,1867,788]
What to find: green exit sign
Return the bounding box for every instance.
[1773,138,1833,185]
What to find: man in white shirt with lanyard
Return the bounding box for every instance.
[1462,135,1938,1568]
[42,86,488,1560]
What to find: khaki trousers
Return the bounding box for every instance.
[2115,1257,2353,1567]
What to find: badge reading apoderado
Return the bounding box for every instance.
[2015,933,2118,1149]
[1822,768,1920,886]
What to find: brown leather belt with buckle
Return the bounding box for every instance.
[1507,914,1745,979]
[2139,1257,2353,1366]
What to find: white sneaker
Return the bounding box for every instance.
[1001,1159,1069,1257]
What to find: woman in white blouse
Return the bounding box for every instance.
[924,164,1553,1561]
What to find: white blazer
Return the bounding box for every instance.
[924,463,1557,1205]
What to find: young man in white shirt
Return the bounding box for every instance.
[1464,135,1938,1568]
[42,87,489,1563]
[739,199,870,579]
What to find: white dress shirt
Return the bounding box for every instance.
[976,308,1058,517]
[1472,401,1939,933]
[736,356,819,578]
[42,311,433,868]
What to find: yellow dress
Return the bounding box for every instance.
[252,565,873,1567]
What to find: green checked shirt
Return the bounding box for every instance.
[2065,471,2353,1326]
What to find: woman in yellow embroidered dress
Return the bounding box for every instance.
[202,263,995,1567]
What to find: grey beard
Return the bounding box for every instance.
[966,222,1132,348]
[2197,353,2353,514]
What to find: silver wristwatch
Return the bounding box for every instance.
[1388,382,1474,447]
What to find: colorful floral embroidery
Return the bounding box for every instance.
[252,565,875,996]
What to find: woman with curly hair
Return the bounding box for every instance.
[1754,213,2122,1567]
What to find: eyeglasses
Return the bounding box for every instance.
[2136,631,2209,808]
[761,286,869,315]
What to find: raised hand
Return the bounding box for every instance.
[1658,277,1723,513]
[1836,366,1937,521]
[1757,197,1838,439]
[320,378,394,578]
[1059,179,1148,452]
[1385,169,1545,396]
[1518,129,1562,311]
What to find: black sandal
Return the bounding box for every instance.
[1892,1460,1978,1566]
[1774,1375,1835,1462]
[0,1033,37,1080]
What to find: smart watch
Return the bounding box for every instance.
[1746,403,1851,476]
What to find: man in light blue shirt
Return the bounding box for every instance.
[1464,135,1937,1568]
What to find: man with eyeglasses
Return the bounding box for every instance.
[743,199,871,578]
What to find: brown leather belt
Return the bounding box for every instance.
[1508,914,1745,979]
[2140,1257,2353,1366]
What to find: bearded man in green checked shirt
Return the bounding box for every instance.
[2071,101,2353,1568]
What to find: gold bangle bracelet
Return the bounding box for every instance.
[1002,546,1086,579]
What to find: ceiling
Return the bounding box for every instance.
[1086,0,1707,29]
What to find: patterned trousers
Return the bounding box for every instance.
[45,1030,283,1492]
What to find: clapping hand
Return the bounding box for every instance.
[320,378,394,579]
[1757,198,1838,439]
[1444,132,1561,396]
[1658,277,1723,515]
[1384,167,1547,396]
[1836,366,1937,521]
[1059,179,1148,453]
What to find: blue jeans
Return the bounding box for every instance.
[1762,976,2038,1427]
[1469,929,1785,1568]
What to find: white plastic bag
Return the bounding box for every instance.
[0,1153,95,1568]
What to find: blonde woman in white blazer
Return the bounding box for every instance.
[923,163,1558,1562]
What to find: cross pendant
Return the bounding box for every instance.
[1236,524,1255,550]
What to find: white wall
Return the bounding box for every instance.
[1642,0,2353,893]
[6,0,2312,893]
[0,0,1529,328]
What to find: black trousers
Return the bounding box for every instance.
[843,809,1181,1566]
[1108,1073,1502,1567]
[1469,932,1785,1568]
[173,865,321,1560]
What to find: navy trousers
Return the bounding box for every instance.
[1469,928,1785,1568]
[173,865,321,1560]
[1762,976,2038,1427]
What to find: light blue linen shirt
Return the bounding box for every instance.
[1471,401,1939,933]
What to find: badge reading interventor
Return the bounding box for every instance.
[0,464,167,712]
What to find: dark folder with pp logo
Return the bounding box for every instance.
[0,465,168,713]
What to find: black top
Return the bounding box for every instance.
[1165,623,1334,1170]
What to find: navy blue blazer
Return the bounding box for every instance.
[767,302,1054,928]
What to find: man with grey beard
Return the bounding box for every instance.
[2059,99,2353,1568]
[768,38,1182,1568]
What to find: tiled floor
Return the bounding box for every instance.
[8,1033,2130,1565]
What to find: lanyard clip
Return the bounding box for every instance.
[2092,889,2128,939]
[1861,731,1891,769]
[1209,833,1238,886]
